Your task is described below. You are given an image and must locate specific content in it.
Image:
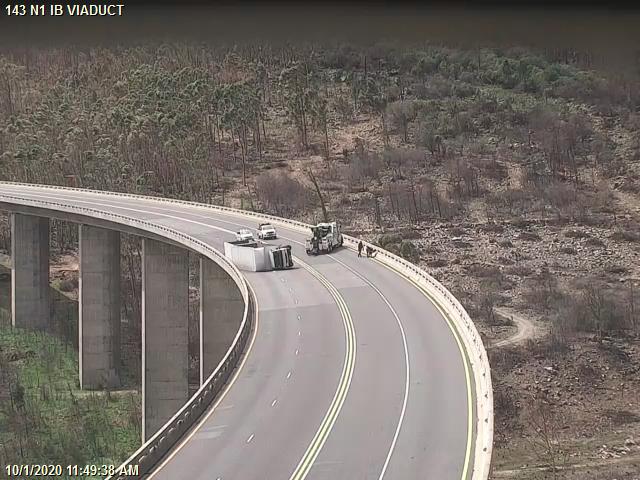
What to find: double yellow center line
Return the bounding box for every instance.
[289,258,357,480]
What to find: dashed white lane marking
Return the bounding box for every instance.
[246,434,255,443]
[298,331,301,337]
[195,424,227,440]
[295,349,299,356]
[297,315,301,321]
[286,371,292,379]
[271,399,278,407]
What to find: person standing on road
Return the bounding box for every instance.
[357,240,363,257]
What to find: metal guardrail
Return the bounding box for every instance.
[0,181,492,480]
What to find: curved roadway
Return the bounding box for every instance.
[0,184,473,480]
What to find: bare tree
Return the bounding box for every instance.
[279,60,318,149]
[305,167,328,222]
[386,100,418,142]
[523,395,567,478]
[628,280,638,333]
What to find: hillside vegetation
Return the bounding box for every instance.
[1,42,640,478]
[0,318,140,479]
[0,265,140,479]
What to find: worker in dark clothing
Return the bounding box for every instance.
[357,240,363,257]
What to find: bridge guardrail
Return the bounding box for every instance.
[0,182,492,480]
[0,188,253,480]
[341,236,494,480]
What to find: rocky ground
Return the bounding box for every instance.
[490,333,640,479]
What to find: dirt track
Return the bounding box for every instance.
[491,307,547,348]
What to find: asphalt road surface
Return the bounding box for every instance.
[0,184,473,480]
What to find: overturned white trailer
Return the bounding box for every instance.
[224,240,293,272]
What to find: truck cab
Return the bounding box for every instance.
[269,245,293,269]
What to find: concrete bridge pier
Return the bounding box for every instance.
[199,257,245,385]
[79,225,121,390]
[142,238,189,441]
[11,213,50,331]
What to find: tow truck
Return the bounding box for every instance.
[305,221,343,255]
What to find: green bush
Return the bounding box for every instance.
[399,240,420,262]
[378,233,403,249]
[58,277,78,292]
[0,326,141,471]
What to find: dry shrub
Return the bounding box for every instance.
[505,265,534,277]
[477,156,509,182]
[426,258,448,268]
[493,386,521,433]
[465,263,503,279]
[605,265,628,275]
[585,237,605,247]
[255,171,310,217]
[511,218,534,229]
[497,256,515,266]
[385,100,418,141]
[538,277,631,336]
[563,229,590,239]
[423,245,441,255]
[395,228,422,240]
[604,409,640,426]
[479,222,505,234]
[523,270,562,312]
[489,346,528,371]
[346,147,384,191]
[58,277,78,292]
[382,148,423,177]
[517,231,541,242]
[332,95,354,122]
[609,229,640,243]
[448,226,467,236]
[577,362,599,381]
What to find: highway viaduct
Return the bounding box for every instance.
[0,182,493,480]
[9,211,243,441]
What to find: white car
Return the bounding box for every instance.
[235,228,255,242]
[257,223,277,240]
